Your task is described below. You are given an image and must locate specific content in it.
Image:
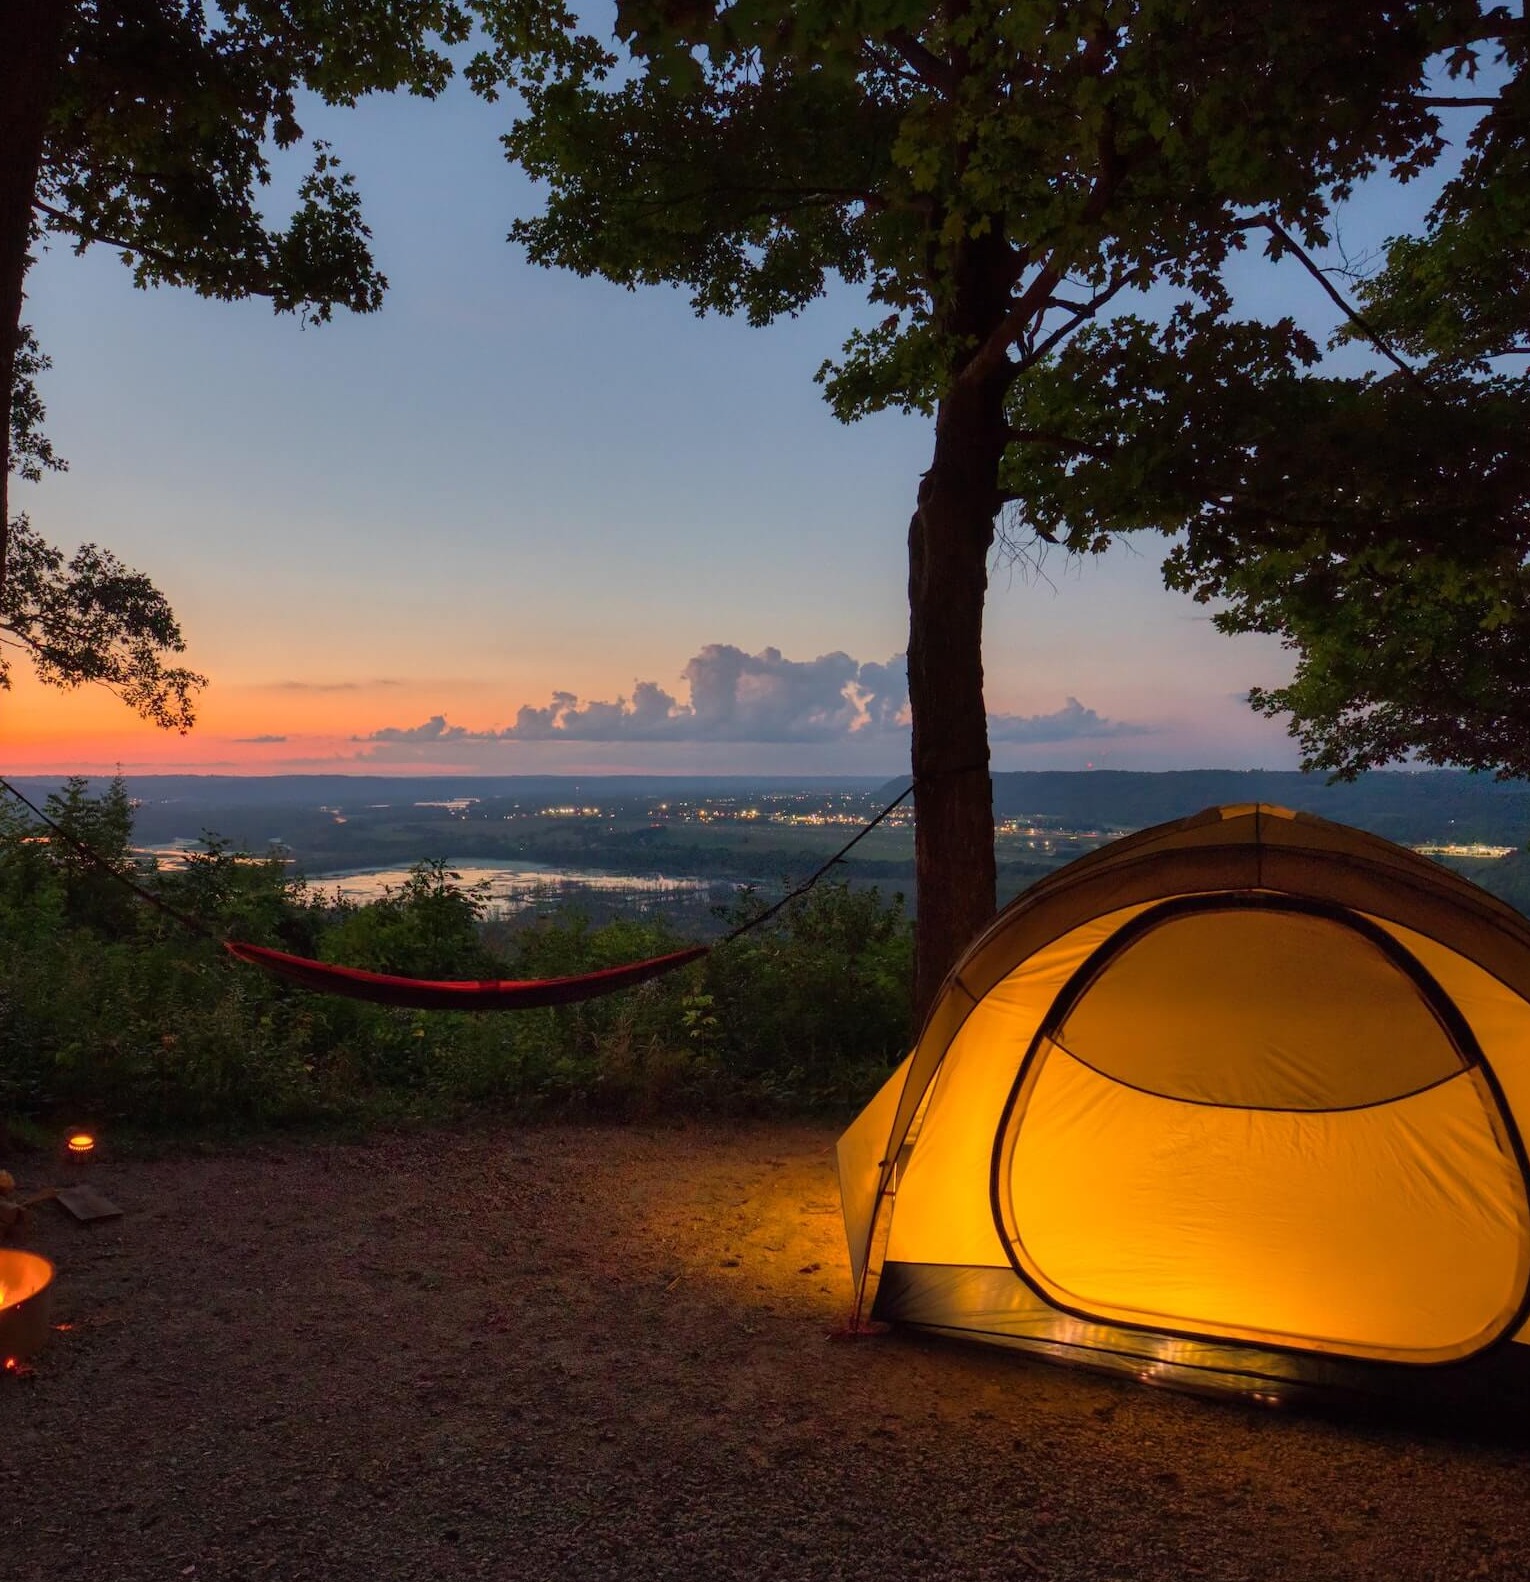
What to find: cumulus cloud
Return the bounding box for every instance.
[987,697,1149,743]
[495,646,885,742]
[851,654,911,732]
[360,646,909,745]
[366,714,468,744]
[357,647,1144,750]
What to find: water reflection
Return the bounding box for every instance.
[309,859,719,915]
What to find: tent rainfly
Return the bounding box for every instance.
[837,804,1530,1409]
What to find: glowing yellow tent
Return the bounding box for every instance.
[837,804,1530,1406]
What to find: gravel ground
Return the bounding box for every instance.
[3,1122,1530,1582]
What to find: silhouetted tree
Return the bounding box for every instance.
[488,0,1497,1011]
[0,0,483,598]
[1005,15,1529,781]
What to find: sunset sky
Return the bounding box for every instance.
[8,62,1457,779]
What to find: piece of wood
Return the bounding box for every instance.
[53,1184,123,1223]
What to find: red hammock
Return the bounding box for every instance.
[223,940,709,1011]
[1,773,910,1013]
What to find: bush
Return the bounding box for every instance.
[0,781,915,1137]
[703,882,913,1107]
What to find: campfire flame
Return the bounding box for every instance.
[0,1251,55,1368]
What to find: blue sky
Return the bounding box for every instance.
[7,51,1466,776]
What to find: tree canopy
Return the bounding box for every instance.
[1005,16,1529,779]
[1,0,504,589]
[5,323,204,728]
[0,512,205,732]
[489,0,1511,1007]
[2,0,526,723]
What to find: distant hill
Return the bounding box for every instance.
[2,773,887,810]
[872,769,1530,847]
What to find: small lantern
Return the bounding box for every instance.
[63,1132,97,1174]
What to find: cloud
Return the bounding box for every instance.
[495,646,880,742]
[360,646,909,746]
[357,647,1145,752]
[365,714,469,744]
[988,697,1149,744]
[231,733,289,744]
[852,654,911,732]
[265,679,405,693]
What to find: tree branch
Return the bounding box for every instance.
[1019,270,1140,370]
[1252,214,1428,391]
[965,262,1062,384]
[33,198,280,296]
[1,0,74,612]
[1416,95,1503,108]
[884,27,958,97]
[1007,428,1117,459]
[860,40,906,82]
[620,183,888,218]
[1449,14,1529,48]
[964,21,1127,386]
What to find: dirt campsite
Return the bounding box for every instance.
[2,1122,1528,1582]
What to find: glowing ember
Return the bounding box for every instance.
[66,1133,95,1156]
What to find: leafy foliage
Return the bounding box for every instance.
[6,266,204,728]
[485,1,1515,1000]
[1351,29,1530,371]
[38,773,137,931]
[321,858,501,979]
[500,1,1460,413]
[0,514,205,730]
[40,0,485,322]
[0,0,548,588]
[8,327,65,485]
[1002,22,1530,779]
[704,881,912,1104]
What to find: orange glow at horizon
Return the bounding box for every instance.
[0,667,554,774]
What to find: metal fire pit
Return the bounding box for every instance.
[0,1249,55,1365]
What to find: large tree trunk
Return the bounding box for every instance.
[906,214,1017,1025]
[907,357,1010,1023]
[0,0,73,605]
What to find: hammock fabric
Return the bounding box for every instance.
[223,940,709,1011]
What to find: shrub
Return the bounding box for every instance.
[0,782,914,1136]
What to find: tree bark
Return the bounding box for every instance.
[0,0,73,606]
[905,213,1017,1024]
[907,355,1010,1023]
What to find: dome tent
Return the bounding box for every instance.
[837,804,1530,1408]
